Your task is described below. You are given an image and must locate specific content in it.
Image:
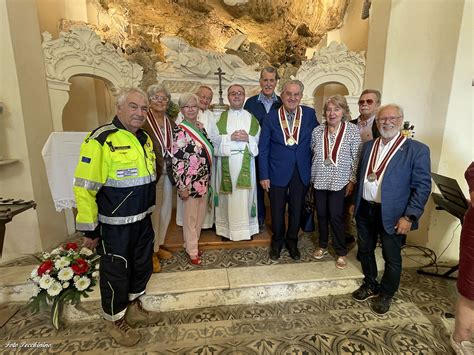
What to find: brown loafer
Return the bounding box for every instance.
[156,248,173,260]
[152,253,161,273]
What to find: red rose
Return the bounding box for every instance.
[71,258,89,275]
[65,242,78,251]
[37,259,54,276]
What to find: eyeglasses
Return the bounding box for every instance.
[182,105,198,110]
[358,99,374,105]
[150,95,169,102]
[377,116,402,122]
[228,91,244,97]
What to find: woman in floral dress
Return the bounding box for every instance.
[172,93,214,265]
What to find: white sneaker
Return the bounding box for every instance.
[451,333,474,355]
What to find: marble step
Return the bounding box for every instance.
[0,250,369,318]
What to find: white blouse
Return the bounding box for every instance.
[310,122,362,191]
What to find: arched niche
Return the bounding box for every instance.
[42,26,143,131]
[62,75,115,132]
[313,81,349,121]
[296,41,365,117]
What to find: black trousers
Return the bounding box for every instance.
[356,199,404,297]
[255,158,266,227]
[314,188,347,256]
[269,168,308,251]
[97,215,154,321]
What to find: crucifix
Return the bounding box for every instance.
[214,67,226,106]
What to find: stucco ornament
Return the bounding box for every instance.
[41,25,143,131]
[42,25,142,87]
[295,41,366,110]
[156,36,259,84]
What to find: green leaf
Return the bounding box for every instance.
[51,297,62,330]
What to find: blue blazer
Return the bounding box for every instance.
[354,138,432,234]
[258,105,318,187]
[244,94,282,126]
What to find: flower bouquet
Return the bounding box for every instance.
[27,242,100,330]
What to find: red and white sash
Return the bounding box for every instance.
[146,111,173,157]
[322,122,346,166]
[366,133,406,182]
[278,106,302,146]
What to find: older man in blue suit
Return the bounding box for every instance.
[259,80,318,260]
[352,103,431,314]
[244,67,282,232]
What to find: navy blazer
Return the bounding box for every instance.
[244,94,282,126]
[259,105,318,187]
[354,138,432,234]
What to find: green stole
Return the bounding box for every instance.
[216,110,259,216]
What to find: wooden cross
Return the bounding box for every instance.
[214,67,226,106]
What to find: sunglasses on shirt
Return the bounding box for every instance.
[358,99,375,105]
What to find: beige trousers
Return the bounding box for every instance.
[182,194,207,258]
[151,173,173,252]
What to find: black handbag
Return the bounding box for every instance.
[301,186,315,232]
[165,155,176,186]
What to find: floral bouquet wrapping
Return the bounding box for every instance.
[27,242,100,330]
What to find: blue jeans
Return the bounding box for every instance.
[356,199,403,297]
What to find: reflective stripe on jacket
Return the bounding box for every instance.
[73,117,157,231]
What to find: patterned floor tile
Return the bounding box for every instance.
[0,262,459,354]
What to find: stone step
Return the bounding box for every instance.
[0,249,367,318]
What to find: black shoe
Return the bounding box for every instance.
[352,284,379,302]
[288,247,301,260]
[370,294,392,315]
[269,248,281,260]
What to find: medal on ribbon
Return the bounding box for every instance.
[322,121,346,167]
[278,106,302,146]
[366,133,406,182]
[147,111,173,157]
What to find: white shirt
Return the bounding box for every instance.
[362,136,398,202]
[356,115,376,143]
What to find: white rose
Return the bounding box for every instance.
[73,275,80,282]
[57,267,74,281]
[62,282,70,289]
[47,281,62,296]
[74,276,91,291]
[92,271,99,278]
[79,247,93,256]
[39,275,53,289]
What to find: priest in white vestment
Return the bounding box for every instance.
[176,86,218,229]
[215,84,260,241]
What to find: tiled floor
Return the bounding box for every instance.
[0,269,457,354]
[0,231,460,354]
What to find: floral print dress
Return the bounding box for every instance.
[171,123,213,198]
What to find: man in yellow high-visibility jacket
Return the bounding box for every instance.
[74,88,159,347]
